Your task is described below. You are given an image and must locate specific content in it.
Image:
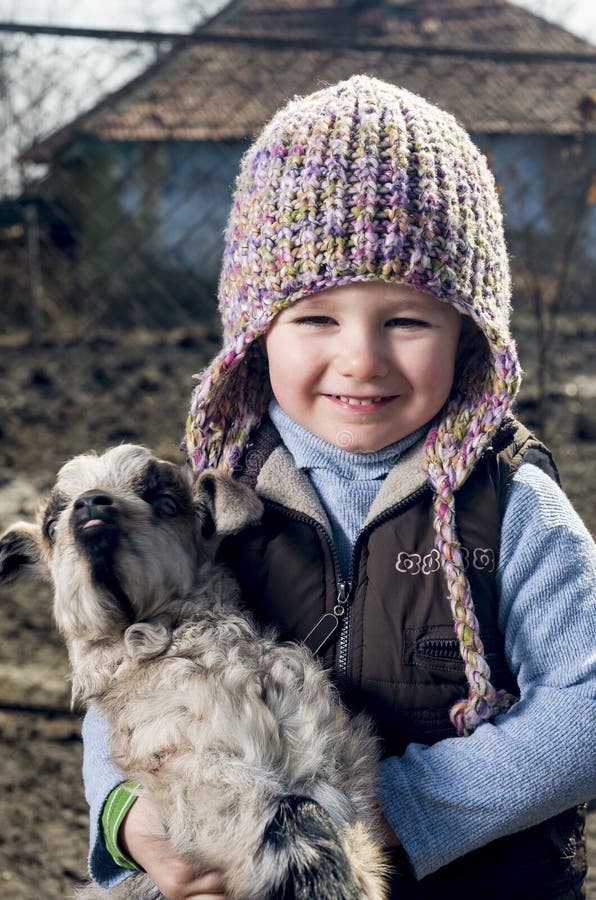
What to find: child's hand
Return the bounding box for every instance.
[379,814,401,848]
[120,795,227,898]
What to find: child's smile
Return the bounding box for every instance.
[264,282,463,452]
[328,395,394,409]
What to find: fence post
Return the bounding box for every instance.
[23,202,43,343]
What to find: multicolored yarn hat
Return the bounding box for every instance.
[186,74,521,736]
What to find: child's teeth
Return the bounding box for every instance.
[339,396,383,405]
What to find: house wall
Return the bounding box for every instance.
[46,139,249,324]
[116,139,249,283]
[476,132,596,310]
[478,133,596,243]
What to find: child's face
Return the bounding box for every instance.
[264,282,462,452]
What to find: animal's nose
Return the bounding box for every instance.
[73,491,114,519]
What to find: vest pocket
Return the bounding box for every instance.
[404,626,464,675]
[416,637,461,660]
[404,625,504,677]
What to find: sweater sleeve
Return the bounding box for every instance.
[378,462,596,879]
[82,704,133,887]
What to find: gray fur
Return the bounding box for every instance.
[0,445,388,899]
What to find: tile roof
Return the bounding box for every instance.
[204,0,596,55]
[24,0,596,161]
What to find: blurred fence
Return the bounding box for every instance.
[0,22,223,335]
[1,17,596,340]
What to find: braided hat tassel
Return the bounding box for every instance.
[429,480,518,736]
[426,393,519,736]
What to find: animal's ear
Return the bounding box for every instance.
[0,523,48,585]
[195,471,264,538]
[124,620,173,661]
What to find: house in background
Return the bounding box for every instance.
[22,0,596,324]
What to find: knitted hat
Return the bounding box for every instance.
[186,75,521,735]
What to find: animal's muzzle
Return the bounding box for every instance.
[72,490,120,547]
[74,490,114,520]
[70,490,135,622]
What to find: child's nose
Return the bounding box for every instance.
[335,331,389,380]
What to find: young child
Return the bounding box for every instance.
[83,75,595,898]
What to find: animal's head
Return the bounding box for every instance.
[0,445,262,648]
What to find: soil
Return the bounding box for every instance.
[0,317,593,898]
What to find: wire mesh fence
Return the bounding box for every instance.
[0,23,216,334]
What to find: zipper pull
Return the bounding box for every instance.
[334,580,353,617]
[303,581,353,656]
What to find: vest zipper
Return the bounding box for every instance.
[416,638,461,660]
[416,638,500,662]
[335,579,353,678]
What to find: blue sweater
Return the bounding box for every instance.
[82,413,596,884]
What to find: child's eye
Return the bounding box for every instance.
[295,315,336,327]
[386,317,430,328]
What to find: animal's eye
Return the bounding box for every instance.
[152,494,179,517]
[45,519,58,542]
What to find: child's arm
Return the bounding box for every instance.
[81,705,134,886]
[378,461,596,879]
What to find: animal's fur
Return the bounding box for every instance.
[0,445,388,899]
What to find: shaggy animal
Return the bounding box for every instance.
[0,445,388,900]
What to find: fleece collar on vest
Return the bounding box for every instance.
[255,439,428,533]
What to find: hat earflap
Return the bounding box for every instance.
[187,342,270,475]
[425,358,520,736]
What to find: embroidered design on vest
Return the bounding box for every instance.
[473,547,496,573]
[395,548,496,575]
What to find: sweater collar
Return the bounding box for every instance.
[268,400,428,481]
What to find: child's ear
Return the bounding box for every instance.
[457,315,479,354]
[454,316,487,386]
[0,522,48,585]
[194,471,263,539]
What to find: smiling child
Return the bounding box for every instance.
[82,75,595,900]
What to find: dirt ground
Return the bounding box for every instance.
[0,315,594,898]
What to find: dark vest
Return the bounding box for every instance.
[220,419,587,898]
